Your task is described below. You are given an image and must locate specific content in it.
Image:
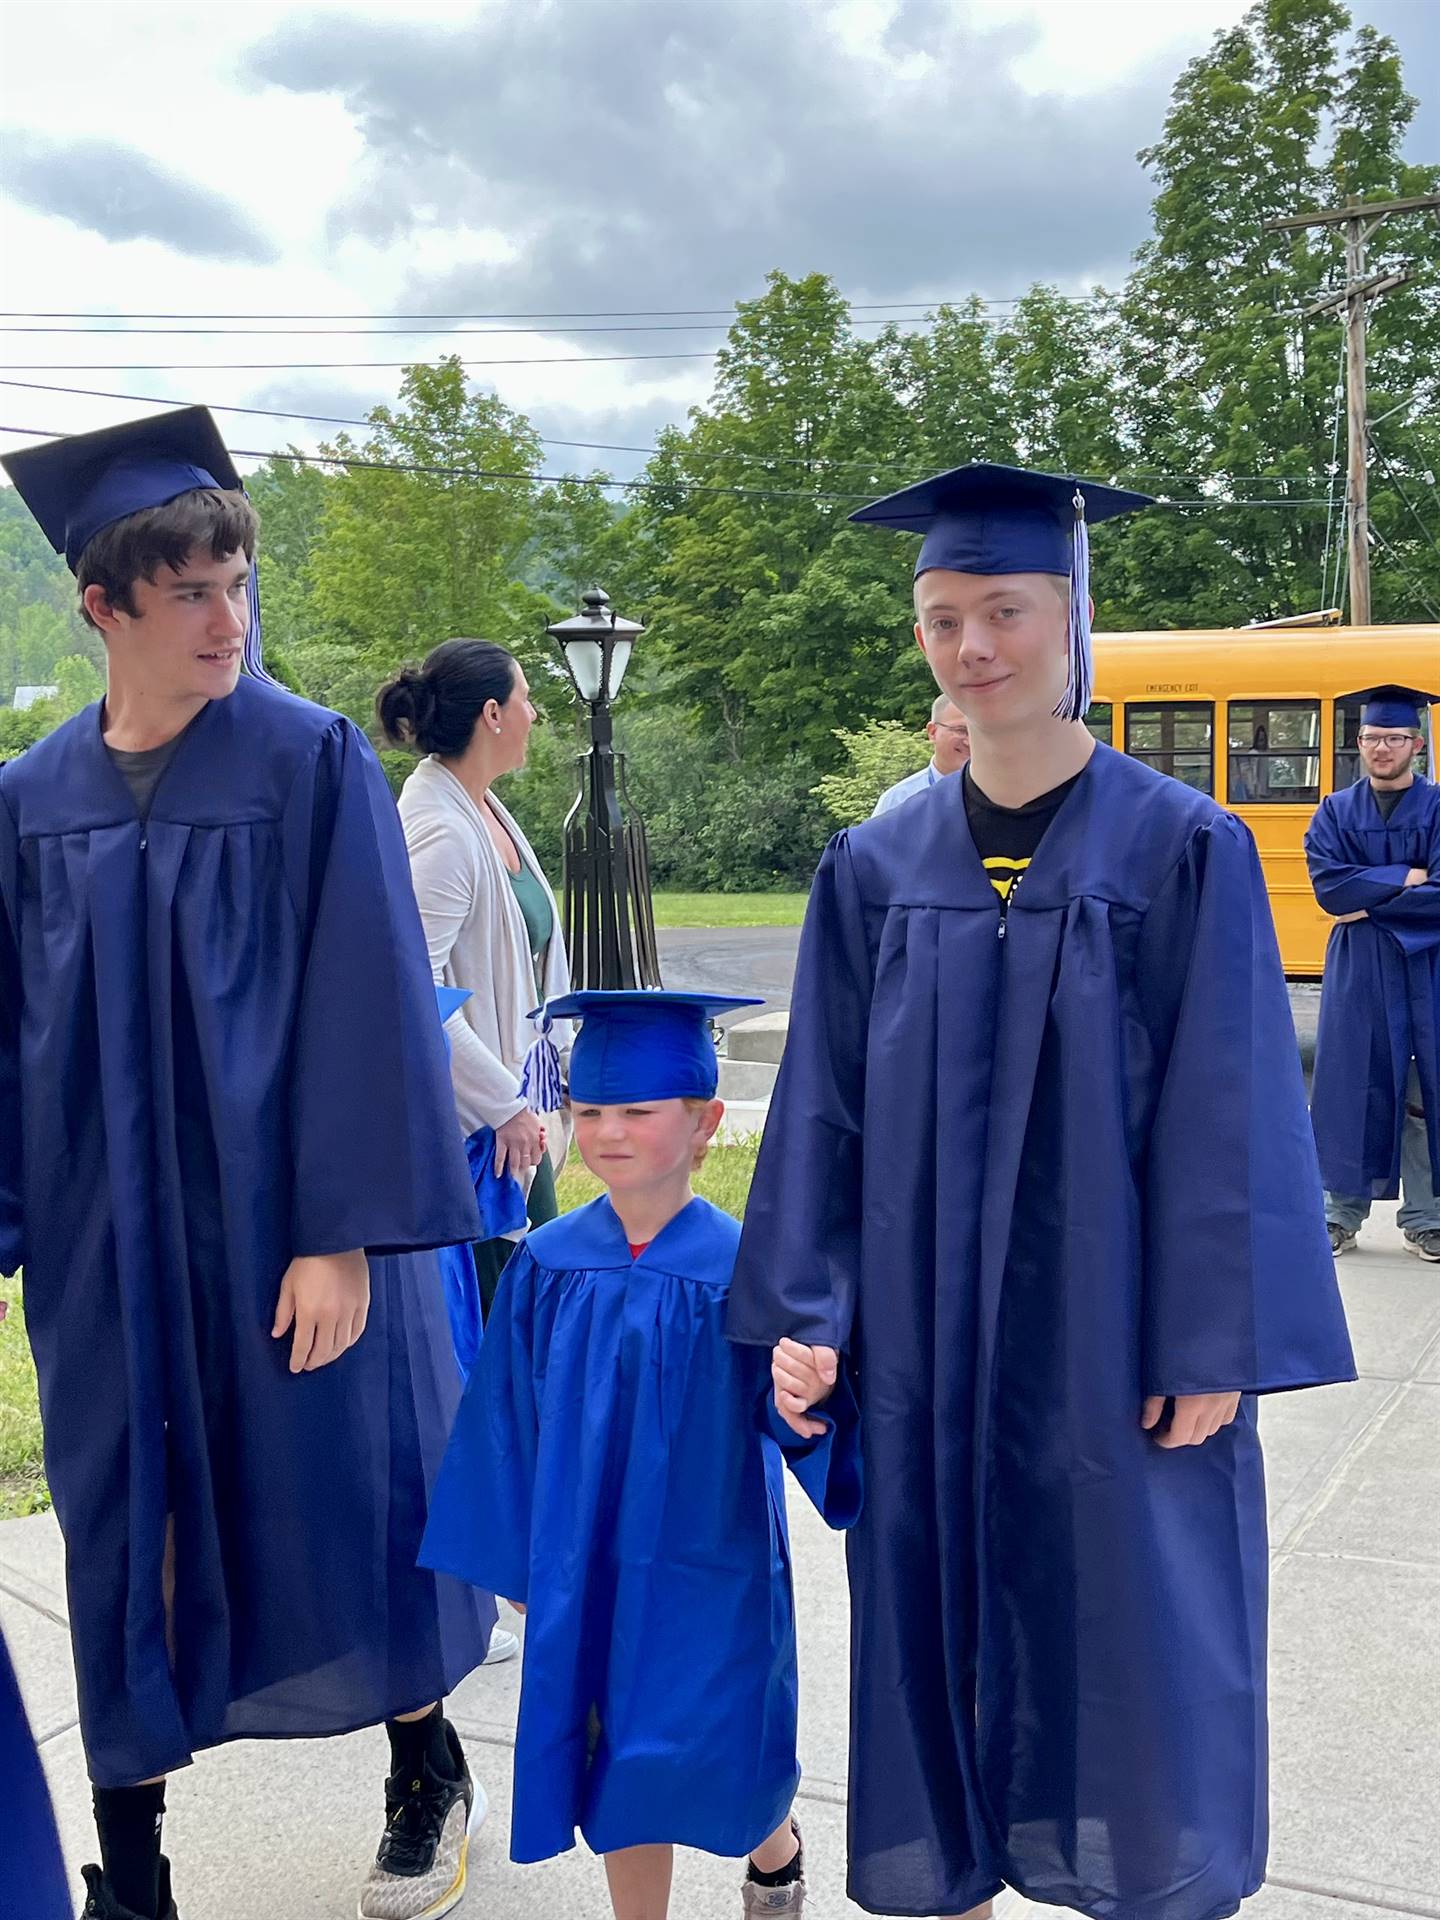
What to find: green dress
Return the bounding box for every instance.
[473,862,559,1314]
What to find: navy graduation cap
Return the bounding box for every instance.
[0,406,274,685]
[849,462,1154,724]
[1349,684,1439,732]
[532,990,763,1104]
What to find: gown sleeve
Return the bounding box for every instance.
[1367,803,1440,955]
[760,1364,864,1528]
[403,809,529,1134]
[726,832,872,1352]
[0,785,24,1279]
[419,1245,542,1604]
[281,719,482,1258]
[1136,812,1355,1398]
[1304,796,1411,914]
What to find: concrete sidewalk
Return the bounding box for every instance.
[4,1205,1437,1920]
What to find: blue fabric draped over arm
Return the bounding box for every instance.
[1137,814,1355,1397]
[281,719,481,1258]
[420,1245,542,1605]
[1304,799,1411,915]
[0,785,23,1279]
[0,1628,69,1920]
[726,833,872,1352]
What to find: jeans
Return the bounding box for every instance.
[1326,1062,1440,1234]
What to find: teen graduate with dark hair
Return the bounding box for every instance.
[0,412,494,1920]
[727,464,1355,1920]
[1306,683,1440,1259]
[420,990,860,1920]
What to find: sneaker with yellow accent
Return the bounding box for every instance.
[358,1721,486,1920]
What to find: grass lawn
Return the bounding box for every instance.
[0,1280,48,1520]
[652,892,807,929]
[0,1145,761,1522]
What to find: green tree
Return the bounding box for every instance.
[310,358,543,680]
[1114,0,1440,624]
[813,720,932,824]
[52,653,105,718]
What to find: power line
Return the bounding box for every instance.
[0,423,1343,509]
[1368,428,1440,549]
[0,351,723,373]
[0,317,937,337]
[0,377,1342,487]
[1369,521,1440,621]
[0,296,1090,322]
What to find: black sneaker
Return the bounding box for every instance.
[1328,1222,1358,1256]
[1404,1228,1440,1263]
[358,1721,485,1920]
[80,1857,180,1920]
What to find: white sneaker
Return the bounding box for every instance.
[482,1626,520,1666]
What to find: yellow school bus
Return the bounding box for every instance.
[1090,622,1440,978]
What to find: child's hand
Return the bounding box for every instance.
[772,1338,839,1439]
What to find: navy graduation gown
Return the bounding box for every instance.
[726,744,1355,1920]
[0,1625,69,1919]
[1305,776,1440,1198]
[420,1194,859,1864]
[0,679,493,1786]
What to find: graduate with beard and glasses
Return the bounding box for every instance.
[1305,684,1440,1262]
[725,462,1357,1920]
[0,411,495,1920]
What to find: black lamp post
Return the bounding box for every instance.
[548,586,663,990]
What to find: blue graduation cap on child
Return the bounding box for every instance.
[0,405,275,685]
[848,462,1154,724]
[1350,684,1440,731]
[531,990,763,1104]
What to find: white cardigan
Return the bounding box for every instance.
[398,755,573,1142]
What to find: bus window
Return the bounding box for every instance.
[1125,703,1213,794]
[1333,698,1363,791]
[1084,702,1113,747]
[1227,701,1320,805]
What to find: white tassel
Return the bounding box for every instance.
[1055,490,1093,724]
[519,1013,564,1113]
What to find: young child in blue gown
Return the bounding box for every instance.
[420,990,860,1919]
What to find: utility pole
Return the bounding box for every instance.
[1265,191,1440,625]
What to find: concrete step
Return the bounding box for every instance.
[716,1099,769,1142]
[717,1055,779,1101]
[726,1011,790,1065]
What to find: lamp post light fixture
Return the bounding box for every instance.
[548,586,663,991]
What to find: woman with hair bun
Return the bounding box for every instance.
[377,640,573,1339]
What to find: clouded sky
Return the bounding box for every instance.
[1,0,1434,485]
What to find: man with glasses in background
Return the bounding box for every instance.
[1307,684,1440,1262]
[872,693,970,815]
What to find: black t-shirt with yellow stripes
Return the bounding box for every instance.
[963,765,1083,912]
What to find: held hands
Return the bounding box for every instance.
[1141,1392,1241,1449]
[772,1338,839,1439]
[494,1108,546,1178]
[272,1250,371,1375]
